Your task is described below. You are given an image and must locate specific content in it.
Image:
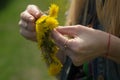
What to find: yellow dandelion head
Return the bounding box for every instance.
[52,46,59,55]
[36,16,48,47]
[45,17,59,30]
[49,4,59,18]
[35,3,62,76]
[48,63,62,76]
[36,15,48,24]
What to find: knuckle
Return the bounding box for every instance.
[27,4,38,11]
[18,21,22,26]
[75,25,80,28]
[18,20,27,28]
[75,25,81,29]
[20,11,28,20]
[27,4,33,9]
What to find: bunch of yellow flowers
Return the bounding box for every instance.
[36,4,63,76]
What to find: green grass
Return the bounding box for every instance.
[0,0,68,80]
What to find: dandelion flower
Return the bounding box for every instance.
[35,4,62,76]
[49,62,63,76]
[45,17,59,30]
[49,4,59,18]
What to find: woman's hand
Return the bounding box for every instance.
[52,25,108,66]
[19,5,44,41]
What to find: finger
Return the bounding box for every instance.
[26,5,43,19]
[27,22,36,31]
[19,20,36,32]
[56,49,66,64]
[56,26,78,37]
[52,29,69,48]
[20,11,35,22]
[19,20,27,28]
[20,27,37,41]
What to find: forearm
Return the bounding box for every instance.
[95,30,120,63]
[107,34,120,63]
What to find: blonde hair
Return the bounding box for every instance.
[65,0,87,25]
[66,0,120,37]
[96,0,120,37]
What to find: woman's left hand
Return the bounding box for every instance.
[52,25,108,66]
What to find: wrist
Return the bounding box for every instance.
[105,33,111,58]
[95,30,108,56]
[105,34,120,63]
[102,32,120,63]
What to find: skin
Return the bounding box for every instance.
[52,25,108,66]
[19,5,120,66]
[19,5,42,41]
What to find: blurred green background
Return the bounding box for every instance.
[0,0,68,80]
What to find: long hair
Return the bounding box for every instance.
[66,0,120,37]
[96,0,120,37]
[65,0,87,25]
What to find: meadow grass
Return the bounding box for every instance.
[0,0,68,80]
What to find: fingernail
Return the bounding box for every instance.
[35,12,40,18]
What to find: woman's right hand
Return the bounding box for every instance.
[19,4,44,41]
[52,25,108,66]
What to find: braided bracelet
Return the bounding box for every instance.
[106,33,111,57]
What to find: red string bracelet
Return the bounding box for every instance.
[106,33,111,57]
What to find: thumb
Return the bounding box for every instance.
[55,26,78,37]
